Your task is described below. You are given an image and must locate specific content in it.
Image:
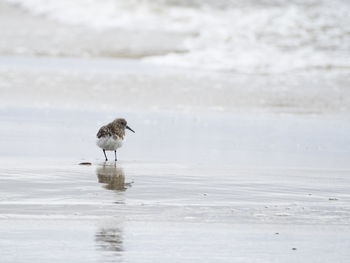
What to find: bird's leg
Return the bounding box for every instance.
[103,149,108,161]
[114,150,117,162]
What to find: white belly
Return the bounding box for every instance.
[96,136,123,151]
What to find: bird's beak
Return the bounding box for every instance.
[126,125,135,133]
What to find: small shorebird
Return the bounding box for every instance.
[96,118,135,161]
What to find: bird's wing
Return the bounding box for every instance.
[96,125,111,138]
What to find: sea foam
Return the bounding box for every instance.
[5,0,350,73]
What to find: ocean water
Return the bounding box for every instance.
[4,0,350,73]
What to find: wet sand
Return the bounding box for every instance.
[1,157,350,263]
[1,108,350,262]
[1,219,349,263]
[1,156,350,223]
[1,156,350,262]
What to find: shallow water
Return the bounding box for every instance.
[1,56,350,115]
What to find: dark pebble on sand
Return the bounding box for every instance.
[79,162,92,165]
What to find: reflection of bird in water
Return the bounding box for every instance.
[95,227,123,252]
[96,164,126,191]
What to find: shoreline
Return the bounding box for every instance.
[1,55,350,115]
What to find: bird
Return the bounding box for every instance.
[96,118,135,161]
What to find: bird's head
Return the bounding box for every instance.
[114,118,135,133]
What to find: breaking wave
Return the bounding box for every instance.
[5,0,350,73]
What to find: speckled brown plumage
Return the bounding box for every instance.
[97,118,126,140]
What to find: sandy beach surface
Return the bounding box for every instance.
[1,1,350,262]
